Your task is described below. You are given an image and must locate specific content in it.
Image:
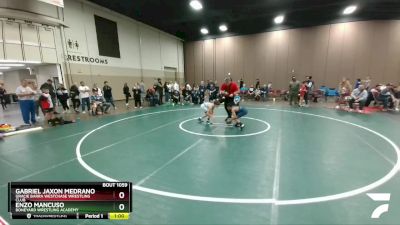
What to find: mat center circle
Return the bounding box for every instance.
[178,116,271,137]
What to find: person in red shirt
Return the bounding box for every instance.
[220,77,240,122]
[299,81,308,107]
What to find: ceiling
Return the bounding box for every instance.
[88,0,400,41]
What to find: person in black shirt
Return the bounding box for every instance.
[133,83,142,108]
[40,79,58,114]
[69,83,80,113]
[56,84,69,112]
[156,78,163,105]
[0,84,7,110]
[199,81,206,104]
[123,83,131,108]
[103,81,116,109]
[255,78,260,89]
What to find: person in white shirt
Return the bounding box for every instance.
[173,81,180,92]
[198,99,221,124]
[348,85,368,111]
[78,81,91,113]
[15,79,37,125]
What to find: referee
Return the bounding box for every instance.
[220,77,240,122]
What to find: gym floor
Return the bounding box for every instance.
[1,102,400,225]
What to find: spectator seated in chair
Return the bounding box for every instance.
[172,90,180,106]
[247,85,255,99]
[90,88,111,115]
[254,88,261,101]
[390,84,400,112]
[240,84,248,96]
[348,85,368,112]
[146,87,158,106]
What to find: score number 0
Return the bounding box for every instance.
[118,191,126,211]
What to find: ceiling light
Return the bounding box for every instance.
[274,15,285,24]
[0,67,11,70]
[0,64,25,67]
[343,5,357,15]
[190,0,203,10]
[0,72,3,75]
[200,27,209,34]
[219,24,228,32]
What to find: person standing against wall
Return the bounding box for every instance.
[16,79,37,125]
[56,84,70,113]
[133,83,142,109]
[103,81,116,110]
[40,79,58,114]
[220,77,240,122]
[0,84,7,110]
[79,81,91,113]
[289,76,300,106]
[123,83,131,108]
[156,78,163,105]
[140,80,146,104]
[69,83,80,113]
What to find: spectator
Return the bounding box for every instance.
[133,83,142,109]
[305,76,314,106]
[39,88,54,121]
[139,80,146,104]
[209,83,217,101]
[32,83,42,119]
[363,76,371,90]
[93,83,103,97]
[56,84,70,113]
[248,85,255,98]
[199,81,206,104]
[171,81,178,92]
[299,81,308,107]
[240,84,248,95]
[260,84,268,101]
[90,88,110,115]
[15,79,37,125]
[391,84,400,111]
[155,78,163,105]
[69,83,80,113]
[239,78,244,89]
[182,84,192,105]
[123,83,131,108]
[289,76,300,106]
[164,81,171,103]
[79,81,91,114]
[348,85,368,111]
[103,81,116,110]
[378,84,391,111]
[255,78,260,89]
[192,84,200,104]
[267,82,272,91]
[0,84,7,110]
[147,86,158,106]
[214,80,220,95]
[338,78,352,104]
[40,79,58,114]
[354,78,361,89]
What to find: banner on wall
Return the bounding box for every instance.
[38,0,64,8]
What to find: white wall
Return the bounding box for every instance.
[35,64,59,86]
[2,70,23,92]
[63,0,184,75]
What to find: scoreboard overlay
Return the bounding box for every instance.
[8,182,132,220]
